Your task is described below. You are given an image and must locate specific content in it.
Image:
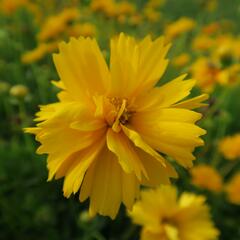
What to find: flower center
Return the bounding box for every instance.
[108,97,131,132]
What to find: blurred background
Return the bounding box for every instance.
[0,0,240,239]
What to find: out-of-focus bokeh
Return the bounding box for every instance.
[0,0,240,239]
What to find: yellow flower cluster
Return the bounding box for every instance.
[90,0,165,25]
[191,25,240,91]
[130,185,219,240]
[91,0,135,18]
[37,8,80,42]
[20,7,96,64]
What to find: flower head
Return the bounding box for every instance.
[225,173,240,205]
[191,57,220,92]
[26,33,207,219]
[21,42,58,64]
[165,17,196,40]
[129,185,219,240]
[219,134,240,160]
[190,165,223,192]
[172,53,190,68]
[37,8,80,42]
[0,0,28,15]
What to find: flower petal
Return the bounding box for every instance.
[136,75,196,111]
[86,147,122,219]
[109,33,170,98]
[137,149,178,187]
[106,128,147,180]
[173,93,209,109]
[121,125,166,167]
[63,139,105,198]
[53,37,110,101]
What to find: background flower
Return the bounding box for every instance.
[130,185,219,240]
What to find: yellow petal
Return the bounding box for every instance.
[173,93,209,109]
[88,147,122,219]
[136,122,206,168]
[80,149,140,213]
[109,33,170,98]
[136,75,196,111]
[63,139,105,198]
[106,128,147,180]
[137,149,178,187]
[122,171,140,209]
[121,125,167,167]
[53,37,110,101]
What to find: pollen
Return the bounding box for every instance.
[110,98,131,132]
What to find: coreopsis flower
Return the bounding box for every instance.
[67,23,97,38]
[37,8,80,42]
[129,185,219,240]
[116,1,135,16]
[225,173,240,205]
[25,33,207,219]
[202,22,220,35]
[191,57,220,92]
[0,0,28,15]
[217,64,240,85]
[165,17,196,40]
[129,14,143,26]
[91,0,116,17]
[172,53,190,68]
[21,42,58,64]
[190,165,223,192]
[146,0,165,8]
[143,7,161,23]
[192,35,215,51]
[219,134,240,160]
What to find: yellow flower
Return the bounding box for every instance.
[217,64,240,85]
[143,7,161,23]
[38,8,80,42]
[67,23,96,37]
[190,165,223,192]
[225,173,240,205]
[21,42,58,64]
[116,1,135,16]
[10,84,29,98]
[90,0,116,17]
[146,0,165,8]
[130,185,219,240]
[25,33,207,219]
[172,53,190,67]
[165,17,196,40]
[219,134,240,160]
[191,57,220,92]
[202,22,220,35]
[129,14,143,26]
[192,35,215,51]
[0,0,28,15]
